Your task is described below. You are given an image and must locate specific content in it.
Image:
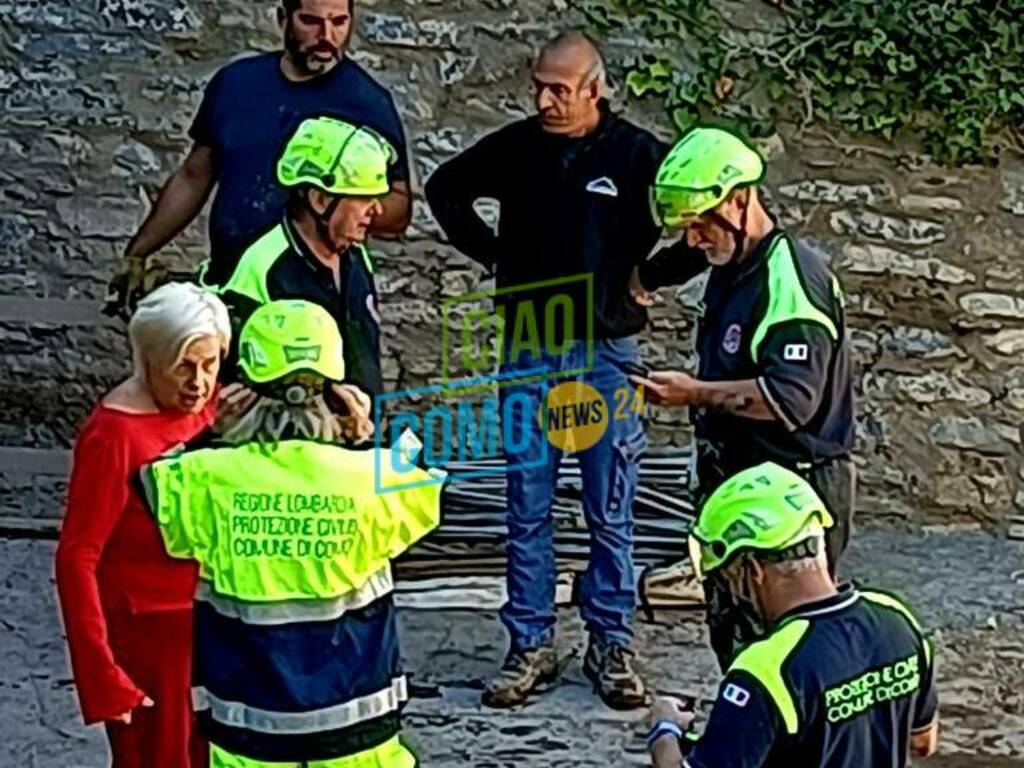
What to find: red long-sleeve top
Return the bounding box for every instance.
[55,403,214,724]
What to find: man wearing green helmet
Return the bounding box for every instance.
[644,462,939,768]
[219,115,396,399]
[632,125,856,667]
[140,299,443,768]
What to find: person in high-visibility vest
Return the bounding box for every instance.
[218,115,396,399]
[644,463,938,768]
[140,299,443,768]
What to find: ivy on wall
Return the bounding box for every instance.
[575,0,1024,166]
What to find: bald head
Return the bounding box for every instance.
[533,32,606,136]
[538,32,606,89]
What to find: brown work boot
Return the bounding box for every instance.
[582,636,647,710]
[481,645,559,708]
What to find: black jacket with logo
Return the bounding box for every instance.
[424,104,668,341]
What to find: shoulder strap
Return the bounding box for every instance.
[750,235,839,361]
[861,589,932,666]
[355,243,375,275]
[220,223,290,303]
[728,618,811,735]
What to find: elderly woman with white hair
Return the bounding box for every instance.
[56,283,232,768]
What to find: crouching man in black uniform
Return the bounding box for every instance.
[644,463,939,768]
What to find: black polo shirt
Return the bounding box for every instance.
[651,230,854,467]
[220,218,383,396]
[686,585,938,768]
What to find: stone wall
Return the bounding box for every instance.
[2,0,1023,529]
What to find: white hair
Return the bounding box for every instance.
[129,282,231,379]
[583,56,607,90]
[765,533,829,577]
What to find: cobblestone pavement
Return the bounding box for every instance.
[3,525,1022,767]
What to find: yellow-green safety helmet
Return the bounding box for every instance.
[277,116,396,197]
[238,300,345,384]
[651,126,765,230]
[688,462,833,579]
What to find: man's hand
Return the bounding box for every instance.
[328,383,371,419]
[630,265,656,308]
[646,696,696,732]
[646,697,696,768]
[213,383,259,435]
[104,256,180,322]
[371,180,412,237]
[103,187,155,321]
[105,148,217,320]
[112,695,154,725]
[631,374,775,420]
[911,721,939,758]
[327,383,375,444]
[104,257,202,322]
[632,371,702,407]
[103,254,148,322]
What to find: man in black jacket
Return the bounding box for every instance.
[425,32,666,710]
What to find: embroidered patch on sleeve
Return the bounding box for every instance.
[722,323,742,354]
[723,683,751,708]
[783,343,809,362]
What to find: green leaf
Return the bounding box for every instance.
[597,0,1020,167]
[671,107,698,133]
[650,60,673,79]
[626,69,669,97]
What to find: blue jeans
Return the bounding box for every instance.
[498,336,647,651]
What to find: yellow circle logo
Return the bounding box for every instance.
[541,381,609,453]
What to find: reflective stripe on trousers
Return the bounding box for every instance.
[193,677,408,735]
[195,568,395,626]
[209,734,417,768]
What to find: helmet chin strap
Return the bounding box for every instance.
[733,558,768,641]
[741,559,768,623]
[706,189,751,264]
[309,195,344,255]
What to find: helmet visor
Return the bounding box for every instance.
[650,184,724,230]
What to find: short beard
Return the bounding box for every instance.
[283,19,349,76]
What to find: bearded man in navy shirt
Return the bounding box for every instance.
[109,0,411,313]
